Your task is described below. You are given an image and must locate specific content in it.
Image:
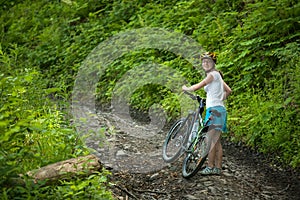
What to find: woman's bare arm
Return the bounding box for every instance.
[182,73,214,91]
[223,81,232,100]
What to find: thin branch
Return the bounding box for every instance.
[132,188,168,195]
[113,184,139,200]
[276,184,290,194]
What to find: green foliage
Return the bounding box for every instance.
[2,171,113,200]
[0,0,299,197]
[228,89,299,167]
[51,171,113,200]
[0,43,110,198]
[220,0,300,167]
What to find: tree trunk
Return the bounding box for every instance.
[14,154,102,185]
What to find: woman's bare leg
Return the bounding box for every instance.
[207,129,221,168]
[214,136,223,169]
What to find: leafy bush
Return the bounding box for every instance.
[0,46,112,198]
[0,0,299,198]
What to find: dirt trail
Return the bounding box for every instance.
[85,111,299,200]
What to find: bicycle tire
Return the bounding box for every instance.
[162,118,191,163]
[182,132,210,178]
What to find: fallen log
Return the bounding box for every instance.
[29,154,102,181]
[10,154,102,185]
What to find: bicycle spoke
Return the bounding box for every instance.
[162,118,190,163]
[182,134,209,178]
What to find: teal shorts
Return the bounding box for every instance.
[204,106,227,132]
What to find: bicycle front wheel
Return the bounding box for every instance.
[162,118,190,163]
[182,132,210,178]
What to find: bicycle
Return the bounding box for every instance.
[162,91,216,178]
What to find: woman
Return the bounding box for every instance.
[182,52,232,175]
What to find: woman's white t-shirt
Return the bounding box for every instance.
[204,71,224,108]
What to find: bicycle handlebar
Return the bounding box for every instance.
[183,91,206,109]
[183,91,206,118]
[183,91,198,100]
[183,91,205,102]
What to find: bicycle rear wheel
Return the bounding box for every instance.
[182,132,210,178]
[162,118,191,163]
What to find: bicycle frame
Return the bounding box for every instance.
[182,91,207,151]
[162,91,208,163]
[163,91,219,177]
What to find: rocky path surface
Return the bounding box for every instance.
[84,111,299,200]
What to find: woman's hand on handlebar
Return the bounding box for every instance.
[182,85,191,92]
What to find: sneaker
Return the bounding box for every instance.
[200,167,213,175]
[212,167,221,175]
